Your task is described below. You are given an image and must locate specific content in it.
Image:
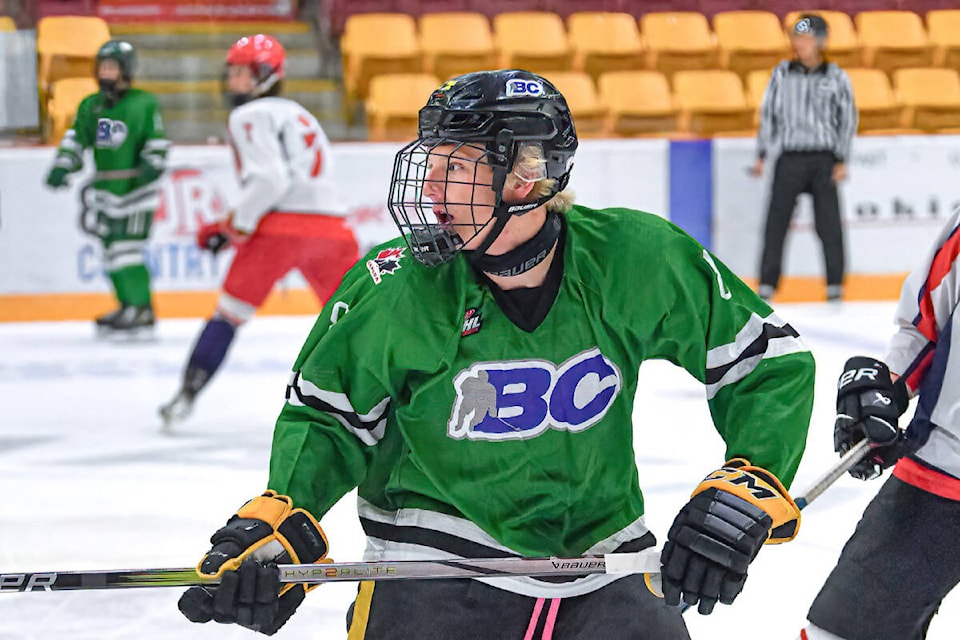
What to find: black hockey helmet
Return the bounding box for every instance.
[96,40,137,80]
[793,14,829,46]
[388,69,578,266]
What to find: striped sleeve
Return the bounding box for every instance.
[887,209,960,393]
[756,62,786,160]
[832,67,858,162]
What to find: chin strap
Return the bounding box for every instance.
[466,209,562,277]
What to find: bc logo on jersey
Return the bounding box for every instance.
[96,118,128,148]
[448,348,622,441]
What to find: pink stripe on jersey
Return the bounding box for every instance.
[524,598,545,640]
[542,598,561,640]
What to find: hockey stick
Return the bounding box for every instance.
[677,438,872,613]
[1,443,874,595]
[0,548,662,593]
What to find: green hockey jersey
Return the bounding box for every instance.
[269,205,814,597]
[52,88,169,209]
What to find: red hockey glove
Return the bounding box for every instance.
[177,491,329,635]
[196,221,233,255]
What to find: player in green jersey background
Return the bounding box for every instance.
[44,40,169,336]
[177,70,815,638]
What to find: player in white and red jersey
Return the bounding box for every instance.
[159,34,359,429]
[799,208,960,640]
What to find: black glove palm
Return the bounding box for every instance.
[178,491,328,636]
[835,356,910,480]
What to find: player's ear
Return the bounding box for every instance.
[503,177,537,201]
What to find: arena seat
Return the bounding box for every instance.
[673,69,754,136]
[541,71,607,136]
[845,68,903,133]
[419,12,495,82]
[365,73,441,141]
[340,13,421,102]
[640,12,719,79]
[0,16,15,31]
[927,10,960,72]
[37,16,110,92]
[597,70,679,136]
[713,11,790,79]
[46,77,98,144]
[745,68,771,128]
[894,67,960,131]
[783,10,862,68]
[856,11,933,76]
[566,11,644,80]
[493,11,572,74]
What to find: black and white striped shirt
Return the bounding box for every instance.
[757,60,858,162]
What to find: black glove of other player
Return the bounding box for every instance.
[835,356,910,481]
[178,491,329,635]
[660,460,800,615]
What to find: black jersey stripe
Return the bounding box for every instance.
[287,371,387,434]
[359,517,656,584]
[705,321,800,386]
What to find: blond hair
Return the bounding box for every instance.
[506,142,575,214]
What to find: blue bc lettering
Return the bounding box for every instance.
[448,348,622,441]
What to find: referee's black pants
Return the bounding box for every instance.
[759,150,845,291]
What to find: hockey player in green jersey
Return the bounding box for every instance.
[44,40,169,335]
[178,70,815,638]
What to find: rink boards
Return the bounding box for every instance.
[2,134,956,321]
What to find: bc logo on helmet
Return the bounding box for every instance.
[448,348,622,441]
[506,79,544,98]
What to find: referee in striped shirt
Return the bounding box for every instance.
[751,14,858,303]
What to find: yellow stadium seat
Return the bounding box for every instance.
[341,13,421,103]
[419,12,495,82]
[894,67,960,131]
[542,71,606,136]
[856,11,932,76]
[640,12,719,79]
[494,12,571,74]
[783,10,862,68]
[46,77,98,144]
[745,68,771,128]
[673,69,755,136]
[928,10,960,72]
[566,12,644,81]
[844,68,903,133]
[37,16,111,91]
[0,16,16,31]
[365,73,441,142]
[713,11,790,79]
[597,70,679,136]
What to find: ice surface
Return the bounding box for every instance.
[1,303,956,639]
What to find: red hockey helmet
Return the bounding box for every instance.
[225,34,285,101]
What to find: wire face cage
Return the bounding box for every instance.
[388,138,507,266]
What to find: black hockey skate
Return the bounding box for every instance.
[96,304,156,340]
[159,389,195,432]
[158,367,209,432]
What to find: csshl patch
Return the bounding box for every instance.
[366,247,405,284]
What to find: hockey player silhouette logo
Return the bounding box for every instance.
[96,118,128,149]
[448,348,622,441]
